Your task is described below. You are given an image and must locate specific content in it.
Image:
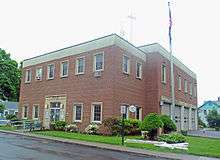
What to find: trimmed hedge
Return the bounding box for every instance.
[160,115,176,133]
[159,133,186,144]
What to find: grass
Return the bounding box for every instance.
[33,131,220,158]
[0,125,16,131]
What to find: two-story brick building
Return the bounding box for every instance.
[19,34,197,131]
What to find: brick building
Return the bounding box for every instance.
[19,34,197,131]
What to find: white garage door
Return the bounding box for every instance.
[161,103,171,116]
[191,109,196,130]
[174,106,181,131]
[183,107,189,130]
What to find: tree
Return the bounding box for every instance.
[160,115,176,133]
[141,113,164,140]
[0,48,21,101]
[0,103,5,114]
[207,109,220,128]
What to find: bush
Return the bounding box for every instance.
[160,115,176,133]
[141,113,163,140]
[6,114,17,120]
[180,130,188,136]
[85,123,99,135]
[54,121,67,131]
[65,124,78,132]
[102,117,121,135]
[159,133,186,144]
[102,117,142,136]
[123,119,141,135]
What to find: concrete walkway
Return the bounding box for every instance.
[0,130,219,160]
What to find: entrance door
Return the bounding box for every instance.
[50,102,61,122]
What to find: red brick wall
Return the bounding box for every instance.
[144,52,197,114]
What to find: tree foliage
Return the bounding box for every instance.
[0,103,5,113]
[160,115,176,133]
[207,109,220,128]
[0,48,21,101]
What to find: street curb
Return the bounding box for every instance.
[0,130,219,160]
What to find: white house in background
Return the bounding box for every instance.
[198,97,220,126]
[0,100,18,117]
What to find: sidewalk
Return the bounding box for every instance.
[0,130,219,160]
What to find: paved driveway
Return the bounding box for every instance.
[0,132,166,160]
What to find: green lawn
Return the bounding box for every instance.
[33,131,220,158]
[0,125,16,131]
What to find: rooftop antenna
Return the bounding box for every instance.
[127,12,136,43]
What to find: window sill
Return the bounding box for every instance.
[47,77,54,80]
[75,72,85,75]
[25,81,31,84]
[74,120,82,123]
[136,77,142,80]
[60,75,68,78]
[123,71,130,75]
[91,121,102,124]
[94,69,104,72]
[161,81,166,84]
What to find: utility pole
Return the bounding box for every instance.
[127,12,136,43]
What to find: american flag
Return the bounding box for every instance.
[168,2,172,50]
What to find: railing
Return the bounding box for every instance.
[11,120,42,131]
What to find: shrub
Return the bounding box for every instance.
[160,115,176,133]
[54,121,67,131]
[65,124,78,132]
[141,113,163,140]
[158,133,186,144]
[102,117,120,135]
[6,114,17,120]
[85,123,99,134]
[123,119,142,135]
[180,130,188,136]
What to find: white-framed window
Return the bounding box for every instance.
[135,107,142,120]
[91,102,102,123]
[136,62,142,79]
[178,75,181,91]
[193,85,197,97]
[23,106,28,119]
[60,61,69,77]
[47,64,55,79]
[121,105,129,119]
[161,64,166,83]
[184,80,188,93]
[94,52,104,71]
[33,105,39,119]
[35,67,43,81]
[75,57,85,75]
[73,103,83,122]
[25,69,31,83]
[123,55,130,74]
[189,82,193,95]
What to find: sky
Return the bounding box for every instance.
[0,0,220,105]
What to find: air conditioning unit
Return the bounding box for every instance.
[36,76,41,80]
[94,70,101,77]
[160,101,164,106]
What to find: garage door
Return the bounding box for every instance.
[191,109,196,130]
[183,107,189,130]
[161,103,171,116]
[174,106,181,131]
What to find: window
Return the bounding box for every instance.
[161,64,166,83]
[91,102,102,123]
[121,105,129,119]
[123,55,130,74]
[23,106,28,119]
[204,110,207,115]
[189,82,193,95]
[94,53,104,71]
[178,75,181,90]
[136,62,142,79]
[33,105,39,119]
[35,67,43,80]
[135,107,142,120]
[73,103,83,122]
[25,69,31,83]
[76,57,85,74]
[60,61,69,77]
[47,64,55,79]
[184,80,188,93]
[193,85,197,97]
